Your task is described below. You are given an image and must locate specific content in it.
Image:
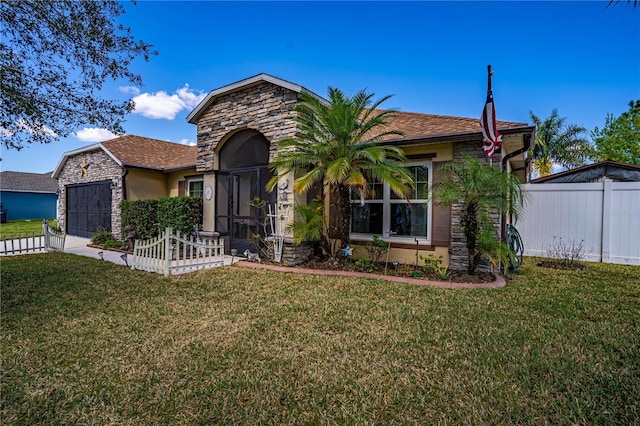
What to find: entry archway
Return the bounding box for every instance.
[215,129,275,254]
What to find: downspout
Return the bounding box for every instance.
[121,167,129,201]
[501,132,534,243]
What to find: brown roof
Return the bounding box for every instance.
[101,135,197,171]
[378,110,528,141]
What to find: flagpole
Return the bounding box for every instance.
[487,65,493,167]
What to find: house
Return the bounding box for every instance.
[0,171,58,221]
[530,160,640,183]
[53,136,199,238]
[53,73,534,269]
[186,74,535,270]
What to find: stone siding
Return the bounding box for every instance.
[195,81,300,172]
[448,141,500,272]
[57,149,124,237]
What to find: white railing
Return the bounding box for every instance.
[0,221,65,255]
[131,227,225,275]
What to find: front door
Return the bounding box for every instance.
[216,167,273,254]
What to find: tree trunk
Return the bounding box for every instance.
[463,201,479,275]
[335,184,352,248]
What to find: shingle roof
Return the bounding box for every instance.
[378,110,528,141]
[0,171,58,193]
[101,135,197,171]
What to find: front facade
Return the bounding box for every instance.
[188,74,535,270]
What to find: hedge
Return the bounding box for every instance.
[120,196,202,240]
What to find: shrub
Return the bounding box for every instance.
[157,196,203,236]
[91,229,116,245]
[121,196,202,240]
[120,199,158,240]
[545,236,591,268]
[103,239,123,250]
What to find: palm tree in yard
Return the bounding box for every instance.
[529,109,592,177]
[268,88,414,248]
[432,156,525,275]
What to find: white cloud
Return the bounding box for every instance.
[131,84,206,120]
[16,119,57,137]
[119,85,141,95]
[75,127,117,142]
[178,138,197,146]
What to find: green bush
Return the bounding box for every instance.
[120,199,158,240]
[157,196,202,236]
[91,229,116,245]
[103,239,123,250]
[120,196,202,240]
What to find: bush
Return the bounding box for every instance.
[120,199,158,240]
[103,239,123,250]
[120,196,202,240]
[91,229,116,245]
[157,196,203,236]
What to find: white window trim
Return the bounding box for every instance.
[350,162,432,244]
[187,178,204,197]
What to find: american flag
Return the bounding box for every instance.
[480,84,502,159]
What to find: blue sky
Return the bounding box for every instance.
[3,1,639,174]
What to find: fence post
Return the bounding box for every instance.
[164,227,172,276]
[601,180,612,263]
[43,220,50,251]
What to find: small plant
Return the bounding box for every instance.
[365,235,389,264]
[91,228,116,245]
[354,257,374,273]
[103,239,124,250]
[420,254,451,280]
[545,236,591,268]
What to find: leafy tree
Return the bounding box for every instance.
[591,100,640,165]
[432,156,524,275]
[268,88,414,247]
[1,0,156,150]
[529,109,592,177]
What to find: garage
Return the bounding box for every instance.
[66,180,112,238]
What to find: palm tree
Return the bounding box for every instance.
[268,87,414,247]
[529,109,592,177]
[432,156,524,275]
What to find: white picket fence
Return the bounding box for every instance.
[131,227,225,275]
[517,182,640,265]
[0,221,65,255]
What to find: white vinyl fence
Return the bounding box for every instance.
[132,227,225,275]
[0,221,65,255]
[517,182,640,265]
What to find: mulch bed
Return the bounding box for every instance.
[252,257,497,285]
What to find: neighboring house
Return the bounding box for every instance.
[530,160,640,183]
[0,171,58,221]
[186,74,535,269]
[53,136,198,238]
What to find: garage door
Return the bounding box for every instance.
[66,180,112,238]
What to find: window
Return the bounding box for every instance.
[188,178,204,198]
[350,163,432,242]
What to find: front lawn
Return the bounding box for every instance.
[1,254,638,424]
[0,219,57,239]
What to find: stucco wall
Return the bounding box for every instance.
[126,169,167,200]
[56,149,124,238]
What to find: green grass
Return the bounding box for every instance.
[0,219,57,239]
[1,254,639,425]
